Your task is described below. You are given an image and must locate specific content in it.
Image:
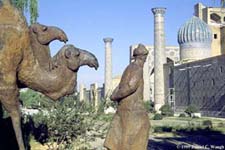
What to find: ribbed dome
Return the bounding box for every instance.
[178,16,212,44]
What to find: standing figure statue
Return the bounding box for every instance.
[104,44,150,150]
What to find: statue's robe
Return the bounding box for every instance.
[104,64,150,150]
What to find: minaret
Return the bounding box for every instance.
[152,8,166,112]
[103,37,113,98]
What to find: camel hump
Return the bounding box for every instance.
[2,0,11,5]
[0,0,28,30]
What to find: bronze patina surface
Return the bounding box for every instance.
[29,23,68,71]
[0,1,99,149]
[104,44,150,150]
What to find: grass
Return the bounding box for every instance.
[151,115,225,127]
[149,114,225,138]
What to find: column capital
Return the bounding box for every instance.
[103,37,114,43]
[151,7,166,15]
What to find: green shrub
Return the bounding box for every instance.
[31,96,97,149]
[19,89,42,108]
[20,89,55,109]
[202,120,213,128]
[159,104,174,116]
[97,100,106,114]
[153,113,163,120]
[218,122,224,127]
[173,126,182,131]
[154,126,172,133]
[154,126,163,133]
[175,126,194,133]
[144,101,154,113]
[185,105,199,116]
[179,113,186,117]
[161,126,172,132]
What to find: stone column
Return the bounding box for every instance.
[90,83,99,112]
[103,37,113,98]
[79,83,85,102]
[152,8,166,112]
[93,83,99,112]
[143,54,151,101]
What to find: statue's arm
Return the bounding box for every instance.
[110,65,141,101]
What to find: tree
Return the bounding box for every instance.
[11,0,38,24]
[221,0,225,7]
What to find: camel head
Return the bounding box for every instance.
[29,23,68,45]
[54,44,99,71]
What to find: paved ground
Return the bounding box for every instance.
[148,136,225,150]
[90,133,225,150]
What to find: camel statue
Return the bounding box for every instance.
[29,23,68,71]
[0,1,99,149]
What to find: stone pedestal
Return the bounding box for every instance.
[152,8,166,112]
[103,37,113,98]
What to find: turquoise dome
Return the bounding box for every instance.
[178,16,212,44]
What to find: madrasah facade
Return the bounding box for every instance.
[79,3,225,117]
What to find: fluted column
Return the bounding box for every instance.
[152,8,166,112]
[103,37,113,98]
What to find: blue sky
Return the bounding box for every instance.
[34,0,222,87]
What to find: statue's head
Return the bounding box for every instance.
[29,23,68,45]
[133,44,149,62]
[60,44,99,71]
